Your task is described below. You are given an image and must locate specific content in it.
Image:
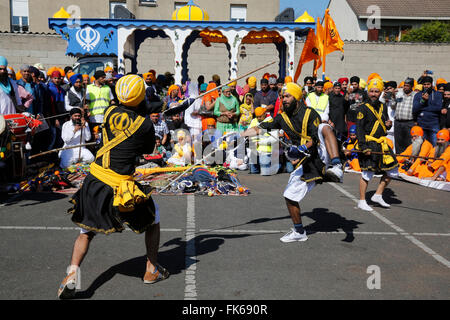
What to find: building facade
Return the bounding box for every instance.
[328,0,450,41]
[1,0,280,33]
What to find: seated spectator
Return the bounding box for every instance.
[343,125,361,172]
[59,108,94,168]
[150,112,169,148]
[64,74,85,111]
[397,126,433,175]
[413,129,450,181]
[167,130,193,166]
[142,134,169,167]
[238,93,253,131]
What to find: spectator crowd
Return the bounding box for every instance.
[1,54,449,183]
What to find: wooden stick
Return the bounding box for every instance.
[349,149,443,161]
[29,142,97,159]
[196,60,278,100]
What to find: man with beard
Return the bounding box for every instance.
[413,75,443,146]
[356,79,399,212]
[347,76,368,133]
[64,74,86,111]
[0,56,22,115]
[414,129,450,181]
[240,83,338,242]
[440,83,450,129]
[303,76,314,94]
[59,107,94,168]
[306,80,330,123]
[397,126,433,175]
[58,75,169,299]
[328,81,349,141]
[144,71,161,103]
[253,78,278,117]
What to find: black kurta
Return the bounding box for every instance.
[259,103,325,183]
[356,101,398,172]
[69,105,157,234]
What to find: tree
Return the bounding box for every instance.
[401,21,450,43]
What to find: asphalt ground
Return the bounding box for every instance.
[0,171,449,301]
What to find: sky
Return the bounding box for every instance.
[279,0,329,20]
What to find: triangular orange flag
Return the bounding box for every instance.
[324,9,344,55]
[294,28,322,83]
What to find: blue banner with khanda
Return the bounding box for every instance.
[53,25,118,56]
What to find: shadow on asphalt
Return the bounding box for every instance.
[302,208,364,243]
[367,188,402,206]
[74,233,250,299]
[0,191,68,207]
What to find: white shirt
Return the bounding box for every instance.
[183,98,202,129]
[0,79,22,115]
[61,119,91,147]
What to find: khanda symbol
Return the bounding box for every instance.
[311,47,319,56]
[329,28,336,38]
[76,27,101,52]
[109,112,132,136]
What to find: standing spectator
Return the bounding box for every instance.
[306,80,330,123]
[303,76,314,94]
[105,73,118,105]
[380,81,397,152]
[253,78,278,117]
[65,74,86,111]
[214,85,240,134]
[85,70,114,127]
[183,81,203,142]
[247,76,257,96]
[0,56,22,115]
[440,83,450,129]
[328,82,349,141]
[239,93,254,131]
[338,77,349,94]
[393,78,416,154]
[16,65,38,114]
[413,76,443,146]
[347,76,368,133]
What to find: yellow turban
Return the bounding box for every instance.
[367,78,384,91]
[115,74,146,107]
[104,66,114,73]
[359,79,367,89]
[367,73,382,83]
[284,76,293,84]
[228,80,237,87]
[254,107,266,117]
[248,76,257,89]
[414,84,423,91]
[323,81,333,91]
[283,83,302,100]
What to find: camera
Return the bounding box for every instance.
[75,119,82,126]
[423,87,433,95]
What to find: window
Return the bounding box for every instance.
[378,26,400,42]
[230,4,246,22]
[10,0,29,32]
[139,0,157,6]
[174,2,187,10]
[110,1,127,19]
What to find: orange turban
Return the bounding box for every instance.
[410,126,423,137]
[323,81,333,91]
[82,74,89,80]
[263,73,270,80]
[284,76,293,84]
[368,73,382,82]
[254,107,266,117]
[104,66,114,73]
[206,118,216,126]
[437,129,450,142]
[168,84,179,96]
[436,78,447,85]
[398,81,404,88]
[66,71,75,80]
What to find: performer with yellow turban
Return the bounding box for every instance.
[356,78,399,211]
[58,75,169,299]
[241,82,328,243]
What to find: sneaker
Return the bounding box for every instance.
[358,200,373,211]
[280,228,308,243]
[143,264,170,284]
[371,194,390,208]
[57,271,77,299]
[325,163,343,182]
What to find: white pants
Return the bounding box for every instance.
[59,148,94,169]
[318,123,331,167]
[283,165,316,202]
[80,202,160,234]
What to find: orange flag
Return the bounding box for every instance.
[324,9,344,55]
[294,28,322,83]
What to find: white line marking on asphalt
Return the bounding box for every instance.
[184,195,197,300]
[329,182,450,269]
[0,226,182,232]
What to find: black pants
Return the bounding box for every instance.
[394,120,415,154]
